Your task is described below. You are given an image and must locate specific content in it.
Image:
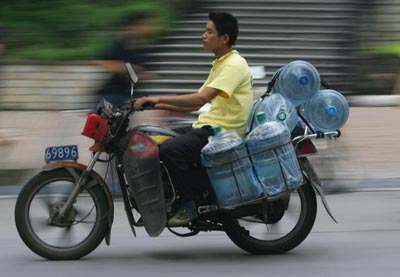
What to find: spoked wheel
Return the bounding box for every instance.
[15,168,109,260]
[225,182,317,254]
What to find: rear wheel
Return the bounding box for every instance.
[225,182,317,254]
[15,168,109,260]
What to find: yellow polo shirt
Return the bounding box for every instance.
[193,50,253,137]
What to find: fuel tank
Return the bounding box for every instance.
[135,125,178,145]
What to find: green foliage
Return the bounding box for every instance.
[359,44,400,57]
[369,44,400,56]
[0,0,188,61]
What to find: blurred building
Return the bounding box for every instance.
[0,0,399,110]
[355,0,400,95]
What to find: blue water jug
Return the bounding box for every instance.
[272,60,320,106]
[201,127,262,208]
[246,113,303,196]
[252,93,298,132]
[300,89,349,132]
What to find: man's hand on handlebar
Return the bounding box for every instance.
[133,96,157,111]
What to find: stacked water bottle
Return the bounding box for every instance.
[246,112,303,196]
[201,60,350,208]
[201,126,262,208]
[270,60,350,132]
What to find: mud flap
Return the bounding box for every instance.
[300,157,338,223]
[123,131,166,237]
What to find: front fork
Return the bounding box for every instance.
[300,157,338,223]
[59,152,102,218]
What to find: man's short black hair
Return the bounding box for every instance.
[208,12,238,47]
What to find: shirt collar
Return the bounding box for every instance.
[212,50,238,66]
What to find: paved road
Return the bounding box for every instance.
[4,187,400,277]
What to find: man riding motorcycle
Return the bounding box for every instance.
[134,11,254,226]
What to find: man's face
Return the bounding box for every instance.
[202,20,224,51]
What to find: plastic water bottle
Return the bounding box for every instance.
[272,60,320,106]
[300,89,349,132]
[246,113,303,196]
[252,93,298,132]
[201,126,262,208]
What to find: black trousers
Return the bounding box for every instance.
[159,126,214,203]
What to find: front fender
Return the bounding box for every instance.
[42,161,114,245]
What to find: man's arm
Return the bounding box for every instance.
[91,60,143,74]
[154,103,202,112]
[134,87,221,111]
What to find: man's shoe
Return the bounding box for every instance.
[168,206,198,227]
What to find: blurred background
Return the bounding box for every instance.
[0,0,399,190]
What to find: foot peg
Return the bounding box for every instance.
[197,205,218,214]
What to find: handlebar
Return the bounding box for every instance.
[95,98,132,121]
[139,101,156,111]
[96,97,157,123]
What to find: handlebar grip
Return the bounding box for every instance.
[140,101,156,111]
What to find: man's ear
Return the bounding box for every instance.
[221,34,230,46]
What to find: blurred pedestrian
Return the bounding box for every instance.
[91,13,162,196]
[92,12,159,106]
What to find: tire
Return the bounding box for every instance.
[15,168,109,260]
[225,182,317,254]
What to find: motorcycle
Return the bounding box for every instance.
[15,63,339,260]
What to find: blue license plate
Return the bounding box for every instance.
[45,145,79,162]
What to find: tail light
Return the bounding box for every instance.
[82,113,109,151]
[295,139,317,157]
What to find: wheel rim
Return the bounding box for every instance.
[25,177,100,249]
[233,189,307,243]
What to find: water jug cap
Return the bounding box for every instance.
[276,109,287,121]
[298,76,309,85]
[256,112,267,123]
[212,126,222,135]
[326,105,337,116]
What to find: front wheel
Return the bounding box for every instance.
[15,168,109,260]
[225,182,317,254]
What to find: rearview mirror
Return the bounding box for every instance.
[125,62,138,83]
